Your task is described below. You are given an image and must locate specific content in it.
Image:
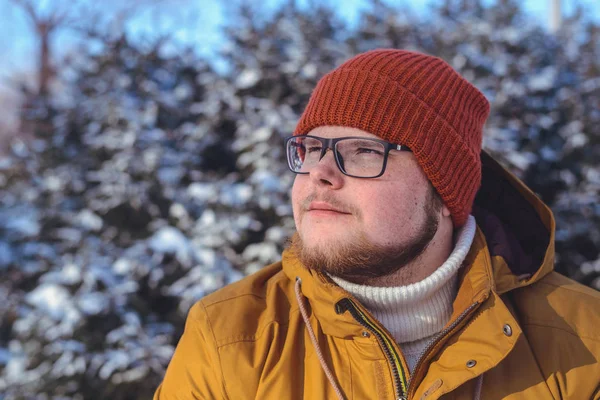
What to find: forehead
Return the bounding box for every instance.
[308,126,379,140]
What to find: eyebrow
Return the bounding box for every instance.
[345,139,381,146]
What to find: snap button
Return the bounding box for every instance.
[466,360,477,368]
[362,331,370,338]
[503,324,513,337]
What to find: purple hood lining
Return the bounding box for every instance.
[472,152,551,277]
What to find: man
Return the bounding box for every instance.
[154,49,600,399]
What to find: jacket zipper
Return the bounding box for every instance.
[336,298,408,400]
[406,302,480,399]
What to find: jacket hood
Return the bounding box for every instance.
[474,150,555,293]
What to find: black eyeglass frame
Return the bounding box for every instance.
[285,135,412,179]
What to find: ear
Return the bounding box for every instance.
[442,204,452,218]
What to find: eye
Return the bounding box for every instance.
[306,146,322,153]
[356,147,383,155]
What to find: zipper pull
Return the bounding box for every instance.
[335,298,352,314]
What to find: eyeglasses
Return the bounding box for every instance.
[285,135,411,178]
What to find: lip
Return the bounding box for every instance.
[307,201,351,214]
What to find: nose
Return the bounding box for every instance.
[309,149,344,189]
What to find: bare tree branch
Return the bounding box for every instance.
[8,0,181,95]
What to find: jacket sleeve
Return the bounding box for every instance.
[524,309,600,399]
[153,300,227,400]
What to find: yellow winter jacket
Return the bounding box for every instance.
[154,152,600,399]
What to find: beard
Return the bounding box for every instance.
[288,186,442,285]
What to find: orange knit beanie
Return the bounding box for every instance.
[294,49,490,228]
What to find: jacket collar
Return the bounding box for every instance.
[283,249,367,338]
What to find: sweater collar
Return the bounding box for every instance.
[328,216,476,343]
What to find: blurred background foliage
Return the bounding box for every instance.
[0,0,599,398]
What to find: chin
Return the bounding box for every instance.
[301,225,351,244]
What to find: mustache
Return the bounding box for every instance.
[301,193,361,218]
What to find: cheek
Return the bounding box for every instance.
[363,190,415,226]
[291,177,304,226]
[358,178,426,240]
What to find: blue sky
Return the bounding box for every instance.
[1,0,599,89]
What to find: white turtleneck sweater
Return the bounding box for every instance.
[330,215,476,372]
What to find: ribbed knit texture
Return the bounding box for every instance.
[294,49,490,227]
[330,215,477,372]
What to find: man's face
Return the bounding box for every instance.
[290,126,446,284]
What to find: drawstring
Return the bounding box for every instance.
[473,374,484,400]
[295,277,345,400]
